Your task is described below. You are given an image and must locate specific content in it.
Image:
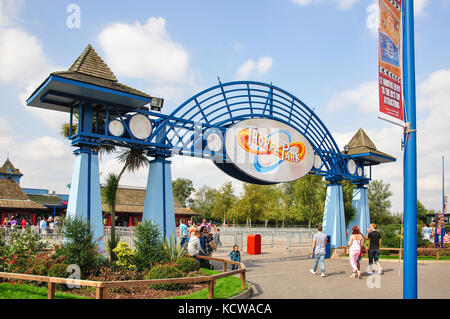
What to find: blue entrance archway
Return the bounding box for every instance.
[27,45,393,250]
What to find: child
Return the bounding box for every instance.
[229,245,241,270]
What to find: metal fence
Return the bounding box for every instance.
[1,226,315,253]
[216,227,315,253]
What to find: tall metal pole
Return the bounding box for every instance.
[403,0,417,299]
[442,156,445,247]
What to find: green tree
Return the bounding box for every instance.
[341,180,356,227]
[417,200,429,224]
[368,179,394,225]
[134,220,163,270]
[283,175,326,227]
[211,182,237,224]
[231,184,278,227]
[189,185,219,220]
[172,178,195,207]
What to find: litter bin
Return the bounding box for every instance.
[247,234,261,255]
[325,235,331,259]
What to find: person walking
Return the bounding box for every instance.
[348,225,364,279]
[310,225,328,278]
[366,223,383,275]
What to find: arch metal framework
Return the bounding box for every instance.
[30,79,374,249]
[69,80,370,184]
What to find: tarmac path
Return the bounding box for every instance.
[214,247,450,299]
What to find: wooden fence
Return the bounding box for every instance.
[339,247,450,260]
[0,255,246,300]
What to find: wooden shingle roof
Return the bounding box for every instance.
[0,180,46,210]
[0,159,23,176]
[68,44,118,82]
[27,194,64,206]
[51,44,150,99]
[343,128,395,164]
[101,186,198,216]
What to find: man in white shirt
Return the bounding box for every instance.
[188,231,210,268]
[310,225,328,278]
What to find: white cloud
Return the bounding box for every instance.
[0,118,74,193]
[366,1,378,35]
[329,68,450,213]
[0,0,24,28]
[327,81,378,113]
[99,154,244,198]
[291,0,360,10]
[234,56,273,80]
[366,0,430,35]
[414,0,430,16]
[98,17,192,85]
[0,1,61,129]
[291,0,315,6]
[335,0,359,10]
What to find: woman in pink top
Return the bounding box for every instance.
[348,225,364,279]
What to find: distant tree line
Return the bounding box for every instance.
[173,177,434,227]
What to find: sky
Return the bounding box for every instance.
[0,0,449,215]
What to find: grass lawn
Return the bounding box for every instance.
[0,283,88,299]
[170,269,248,299]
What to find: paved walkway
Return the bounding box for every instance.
[214,247,450,299]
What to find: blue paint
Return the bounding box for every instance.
[142,159,176,240]
[348,186,371,237]
[403,0,418,299]
[66,151,104,253]
[322,183,346,248]
[52,75,151,103]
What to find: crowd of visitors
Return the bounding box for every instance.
[182,219,224,269]
[1,215,62,236]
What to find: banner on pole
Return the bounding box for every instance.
[378,0,405,127]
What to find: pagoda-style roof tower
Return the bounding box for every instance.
[0,158,23,184]
[27,44,152,113]
[342,128,396,166]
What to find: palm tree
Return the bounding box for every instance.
[103,173,119,261]
[61,120,150,258]
[104,148,149,259]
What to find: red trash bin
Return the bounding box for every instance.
[247,234,261,255]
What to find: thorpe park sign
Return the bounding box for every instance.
[222,118,314,184]
[26,44,381,252]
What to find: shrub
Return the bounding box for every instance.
[160,235,187,264]
[48,263,70,278]
[379,224,402,248]
[146,263,186,291]
[56,216,102,277]
[106,233,121,263]
[87,266,143,293]
[175,257,200,275]
[112,242,136,270]
[134,220,164,270]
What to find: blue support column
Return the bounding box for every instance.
[348,186,371,237]
[322,182,346,248]
[67,149,104,252]
[142,157,176,240]
[403,0,418,299]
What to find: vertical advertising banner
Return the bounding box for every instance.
[378,0,405,126]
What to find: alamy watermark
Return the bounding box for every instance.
[66,264,81,289]
[66,4,81,29]
[366,264,382,289]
